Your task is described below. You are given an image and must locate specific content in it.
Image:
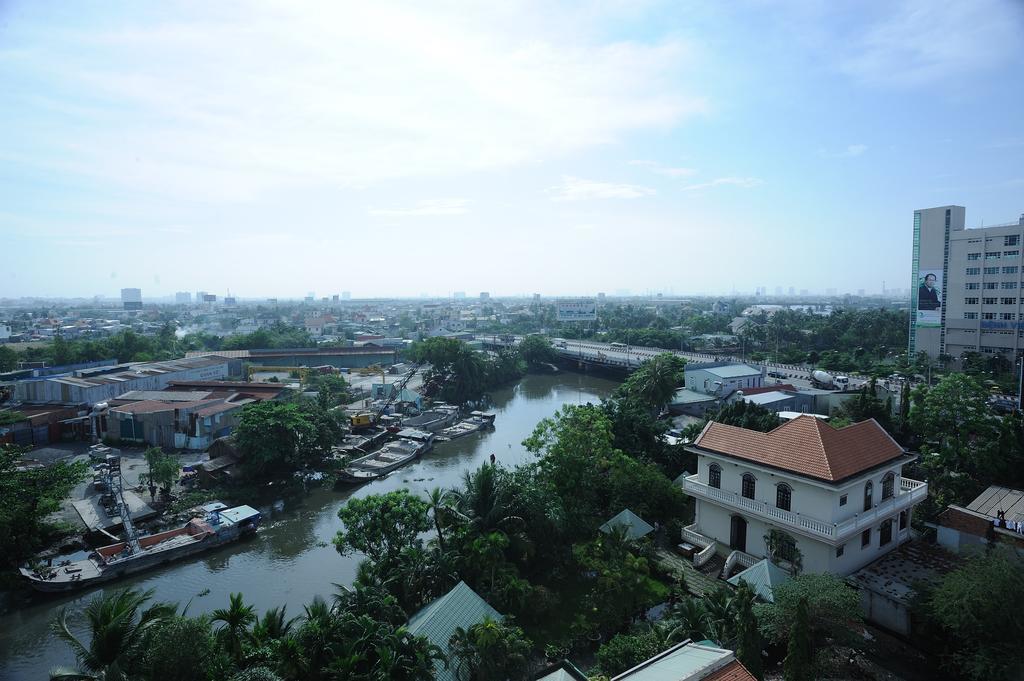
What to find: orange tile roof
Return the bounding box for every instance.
[703,660,757,681]
[693,414,904,482]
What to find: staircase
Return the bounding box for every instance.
[654,548,726,597]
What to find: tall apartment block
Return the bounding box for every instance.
[910,206,1024,361]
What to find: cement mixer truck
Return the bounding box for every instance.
[810,369,850,389]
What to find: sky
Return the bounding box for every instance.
[2,0,1023,300]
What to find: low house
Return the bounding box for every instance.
[936,485,1024,553]
[726,558,790,603]
[406,581,502,681]
[611,640,756,680]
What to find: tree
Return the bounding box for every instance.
[211,592,257,664]
[755,573,861,646]
[51,588,176,681]
[234,401,317,477]
[0,344,17,372]
[138,615,229,681]
[334,490,431,568]
[448,616,532,681]
[1,443,88,564]
[518,334,557,368]
[783,597,813,681]
[143,446,179,494]
[924,548,1024,681]
[734,581,764,681]
[596,630,662,677]
[618,353,686,413]
[708,401,781,432]
[425,487,456,554]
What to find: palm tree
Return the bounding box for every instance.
[452,464,522,537]
[425,487,455,554]
[211,592,257,663]
[622,353,685,413]
[250,606,297,646]
[667,597,711,643]
[51,588,176,681]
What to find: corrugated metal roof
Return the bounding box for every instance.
[611,641,741,680]
[726,559,791,603]
[671,388,718,405]
[966,485,1024,524]
[600,509,654,540]
[407,581,502,681]
[703,364,762,378]
[741,391,792,406]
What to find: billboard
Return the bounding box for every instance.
[915,268,942,328]
[556,298,597,322]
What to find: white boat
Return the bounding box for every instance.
[19,502,261,593]
[436,414,495,442]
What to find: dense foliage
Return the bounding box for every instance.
[0,443,88,565]
[412,337,526,403]
[234,398,345,479]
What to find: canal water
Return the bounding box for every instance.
[0,372,618,680]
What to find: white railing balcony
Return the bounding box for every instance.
[694,542,718,568]
[681,523,715,549]
[723,548,760,578]
[683,474,927,544]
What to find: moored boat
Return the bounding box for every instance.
[19,502,261,593]
[435,414,495,442]
[336,436,433,484]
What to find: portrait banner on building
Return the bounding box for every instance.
[916,268,942,328]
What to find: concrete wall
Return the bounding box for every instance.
[859,589,910,637]
[686,367,763,397]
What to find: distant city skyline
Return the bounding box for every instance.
[2,1,1023,298]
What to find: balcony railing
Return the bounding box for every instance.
[683,475,927,543]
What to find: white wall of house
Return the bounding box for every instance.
[685,367,763,396]
[692,450,920,577]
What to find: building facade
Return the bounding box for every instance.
[910,205,1024,361]
[681,416,927,577]
[120,288,142,310]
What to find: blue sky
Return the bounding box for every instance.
[2,0,1022,299]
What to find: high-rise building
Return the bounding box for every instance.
[480,292,490,302]
[175,292,191,304]
[788,287,795,296]
[121,288,142,310]
[910,206,1024,362]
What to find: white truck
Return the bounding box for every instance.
[810,369,849,389]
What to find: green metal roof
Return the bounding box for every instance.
[407,581,503,681]
[726,559,791,603]
[600,509,654,540]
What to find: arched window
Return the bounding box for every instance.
[882,472,895,500]
[742,473,756,500]
[708,464,722,489]
[899,510,908,530]
[776,483,792,511]
[864,481,873,511]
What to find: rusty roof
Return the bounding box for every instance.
[704,661,758,681]
[693,414,904,483]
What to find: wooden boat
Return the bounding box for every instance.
[336,436,434,484]
[19,502,260,593]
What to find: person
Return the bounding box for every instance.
[489,452,496,465]
[918,273,941,310]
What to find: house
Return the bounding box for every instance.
[406,581,502,681]
[936,485,1024,553]
[679,416,927,577]
[610,640,756,681]
[685,362,764,398]
[600,509,655,541]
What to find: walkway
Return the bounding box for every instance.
[654,548,727,597]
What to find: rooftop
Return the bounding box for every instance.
[600,509,655,541]
[965,485,1024,524]
[739,391,793,406]
[692,415,905,483]
[701,364,762,379]
[407,581,502,681]
[611,640,756,681]
[726,559,791,603]
[848,541,961,606]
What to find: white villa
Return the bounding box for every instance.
[680,415,928,577]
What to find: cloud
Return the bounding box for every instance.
[681,177,764,192]
[1,1,709,202]
[368,199,472,217]
[839,0,1023,86]
[820,144,868,158]
[547,176,655,201]
[628,159,698,177]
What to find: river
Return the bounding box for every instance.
[0,372,618,680]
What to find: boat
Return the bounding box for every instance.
[400,404,460,432]
[19,502,261,593]
[336,435,434,484]
[436,413,495,442]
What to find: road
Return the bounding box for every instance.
[549,338,877,391]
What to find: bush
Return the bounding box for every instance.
[596,631,661,677]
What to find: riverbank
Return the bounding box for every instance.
[0,372,620,680]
